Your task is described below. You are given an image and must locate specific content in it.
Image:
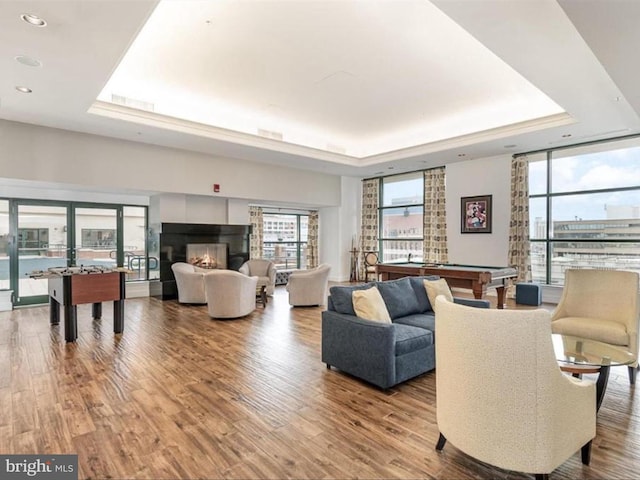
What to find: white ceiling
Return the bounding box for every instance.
[1,0,640,180]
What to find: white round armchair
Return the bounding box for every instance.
[171,262,208,304]
[286,264,331,307]
[204,270,258,319]
[239,259,276,295]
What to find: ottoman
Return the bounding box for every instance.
[515,283,542,306]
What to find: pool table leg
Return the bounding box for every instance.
[472,283,497,307]
[496,286,506,309]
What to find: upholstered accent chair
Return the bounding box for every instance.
[203,270,258,319]
[551,268,639,384]
[434,297,596,480]
[286,263,331,306]
[171,262,208,304]
[239,259,276,295]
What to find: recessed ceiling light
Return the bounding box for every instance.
[15,55,42,67]
[20,13,47,27]
[15,86,32,93]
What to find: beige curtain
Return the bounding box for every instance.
[360,178,379,280]
[423,167,448,263]
[508,156,532,289]
[249,206,263,259]
[307,211,319,269]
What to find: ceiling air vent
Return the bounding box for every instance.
[111,94,155,112]
[257,128,283,141]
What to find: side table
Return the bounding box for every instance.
[256,285,267,307]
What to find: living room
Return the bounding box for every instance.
[1,1,640,479]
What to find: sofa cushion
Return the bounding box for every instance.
[329,284,373,315]
[424,278,453,312]
[376,277,421,319]
[394,324,433,356]
[352,287,391,323]
[409,275,440,313]
[393,313,435,332]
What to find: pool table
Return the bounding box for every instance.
[375,263,518,309]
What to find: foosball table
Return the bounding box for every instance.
[29,266,129,342]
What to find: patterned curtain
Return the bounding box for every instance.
[307,211,319,269]
[249,206,263,259]
[423,167,449,263]
[360,178,379,280]
[508,156,532,289]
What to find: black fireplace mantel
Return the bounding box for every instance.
[154,222,252,300]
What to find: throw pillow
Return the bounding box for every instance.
[424,278,453,312]
[329,284,374,315]
[377,277,421,319]
[352,286,392,323]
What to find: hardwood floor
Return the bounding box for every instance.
[0,287,638,479]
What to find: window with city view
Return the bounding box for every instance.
[263,213,308,270]
[379,172,424,263]
[529,137,640,285]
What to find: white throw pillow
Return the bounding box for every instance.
[352,286,392,323]
[424,279,453,312]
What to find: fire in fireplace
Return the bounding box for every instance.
[186,243,227,269]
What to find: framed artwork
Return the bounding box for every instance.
[461,195,492,233]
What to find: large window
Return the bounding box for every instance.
[529,138,640,285]
[379,172,424,262]
[263,213,308,269]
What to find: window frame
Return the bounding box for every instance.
[528,139,640,285]
[262,212,309,270]
[377,172,425,262]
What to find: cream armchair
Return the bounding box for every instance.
[239,259,276,295]
[551,269,639,384]
[171,262,207,304]
[435,297,596,480]
[204,270,258,319]
[286,264,331,306]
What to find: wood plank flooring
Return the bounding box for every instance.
[0,287,638,479]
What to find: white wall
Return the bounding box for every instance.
[319,176,361,282]
[227,199,250,224]
[445,154,511,266]
[0,120,342,207]
[0,183,149,205]
[185,195,227,224]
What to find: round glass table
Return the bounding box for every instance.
[552,334,636,411]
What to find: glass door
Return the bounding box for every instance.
[8,201,145,307]
[15,203,69,305]
[0,200,9,293]
[73,206,120,270]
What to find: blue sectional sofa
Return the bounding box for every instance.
[321,276,489,389]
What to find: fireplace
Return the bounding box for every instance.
[187,243,227,269]
[154,223,251,300]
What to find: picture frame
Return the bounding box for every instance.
[461,195,492,233]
